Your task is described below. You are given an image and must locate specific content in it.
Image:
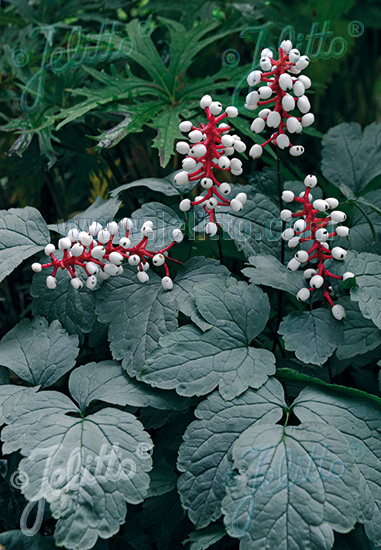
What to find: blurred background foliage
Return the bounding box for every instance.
[0,0,380,336]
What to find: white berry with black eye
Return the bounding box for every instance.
[251,118,266,133]
[302,113,315,127]
[295,250,308,263]
[91,246,105,259]
[230,198,243,212]
[161,276,173,291]
[310,274,324,289]
[294,219,306,232]
[32,263,42,273]
[247,70,262,86]
[201,177,213,189]
[326,198,339,209]
[315,228,329,241]
[282,94,295,111]
[336,226,349,237]
[245,91,259,110]
[179,199,192,212]
[279,73,293,90]
[179,120,192,132]
[174,171,189,186]
[219,182,231,195]
[282,190,294,203]
[288,236,300,248]
[281,209,293,222]
[218,156,230,169]
[107,221,119,235]
[234,140,246,153]
[128,254,140,266]
[236,192,247,205]
[206,197,218,210]
[225,106,238,118]
[280,40,293,54]
[290,145,304,156]
[86,275,97,290]
[289,48,300,63]
[293,80,305,97]
[249,144,263,159]
[297,288,310,301]
[332,246,347,260]
[109,252,123,265]
[89,222,103,236]
[176,141,190,154]
[188,130,203,143]
[287,258,301,271]
[120,218,133,231]
[182,157,197,170]
[267,111,281,128]
[68,228,80,242]
[45,244,55,256]
[71,243,84,257]
[46,276,57,290]
[172,228,184,242]
[153,254,165,267]
[119,237,131,248]
[296,55,310,70]
[313,199,329,212]
[190,144,207,158]
[71,277,83,290]
[304,174,317,187]
[205,222,218,237]
[297,95,311,114]
[258,108,271,119]
[332,304,346,320]
[330,211,347,223]
[58,237,72,251]
[259,86,273,99]
[343,271,355,281]
[282,227,295,240]
[287,117,301,133]
[200,95,212,109]
[304,268,316,279]
[137,271,149,284]
[221,135,234,147]
[260,57,272,71]
[209,101,222,115]
[277,134,290,149]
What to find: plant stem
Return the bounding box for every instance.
[273,146,284,354]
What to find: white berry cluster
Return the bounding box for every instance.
[246,40,314,159]
[280,175,354,320]
[31,219,183,292]
[174,95,247,236]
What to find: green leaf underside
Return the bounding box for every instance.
[321,122,381,194]
[0,317,79,388]
[293,386,381,545]
[68,360,190,411]
[242,255,305,295]
[222,422,359,549]
[0,207,49,283]
[177,378,286,528]
[279,309,344,365]
[95,257,229,377]
[19,407,152,550]
[142,279,275,399]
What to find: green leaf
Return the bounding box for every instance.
[48,195,121,236]
[0,531,57,550]
[19,407,152,550]
[0,207,49,283]
[177,378,286,528]
[242,254,305,295]
[293,385,381,545]
[130,202,183,250]
[335,251,381,329]
[222,422,360,549]
[146,447,177,498]
[0,317,79,388]
[183,524,227,550]
[96,266,178,377]
[212,187,281,259]
[68,361,190,412]
[148,104,185,167]
[142,490,189,548]
[335,301,381,361]
[31,262,98,338]
[111,176,181,198]
[350,190,381,255]
[1,389,77,455]
[322,122,381,194]
[279,308,344,365]
[171,257,230,331]
[142,279,275,399]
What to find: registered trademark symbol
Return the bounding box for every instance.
[347,20,364,38]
